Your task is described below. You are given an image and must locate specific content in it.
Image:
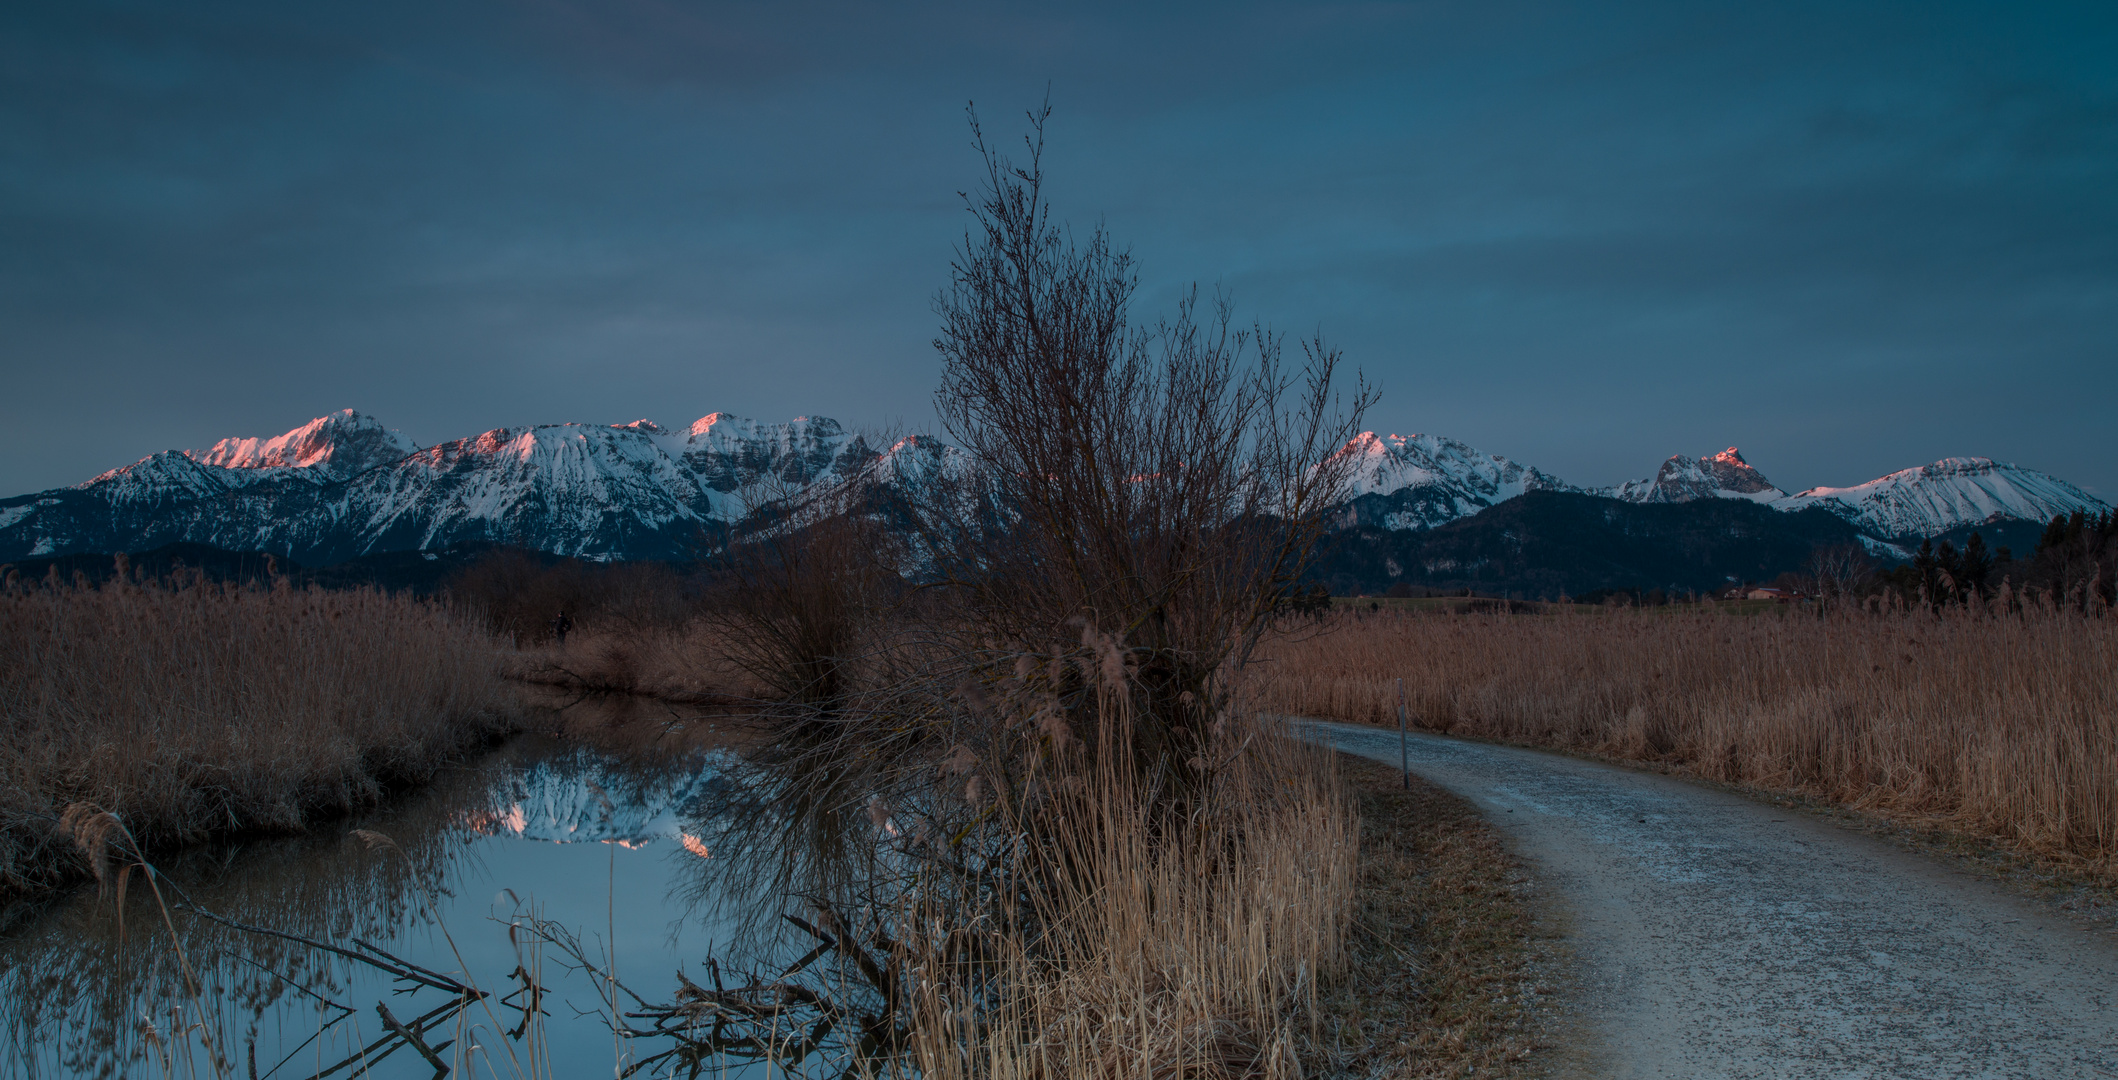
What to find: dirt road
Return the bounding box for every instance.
[1304,720,2118,1079]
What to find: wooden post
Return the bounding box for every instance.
[1397,677,1409,789]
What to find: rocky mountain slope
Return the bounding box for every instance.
[0,410,2106,565]
[0,410,913,563]
[1601,448,1785,504]
[1331,432,1575,530]
[1601,446,2107,542]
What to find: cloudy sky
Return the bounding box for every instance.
[3,0,2114,498]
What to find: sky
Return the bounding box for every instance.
[3,0,2114,499]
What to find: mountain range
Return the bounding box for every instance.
[0,409,2107,573]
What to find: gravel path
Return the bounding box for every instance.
[1303,720,2118,1079]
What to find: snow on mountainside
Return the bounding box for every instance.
[0,410,908,564]
[1776,457,2110,541]
[1332,432,1576,531]
[2,409,2108,563]
[1604,448,1787,504]
[188,408,418,481]
[1600,445,2108,540]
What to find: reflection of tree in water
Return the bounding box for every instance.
[672,744,879,966]
[0,750,492,1078]
[590,734,945,1078]
[0,725,930,1079]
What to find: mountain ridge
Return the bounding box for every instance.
[1598,445,2106,542]
[1,410,2106,565]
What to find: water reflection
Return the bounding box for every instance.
[0,718,901,1079]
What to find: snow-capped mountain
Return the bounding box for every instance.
[0,410,920,562]
[1599,446,2107,541]
[1775,457,2107,541]
[1602,448,1786,504]
[0,409,2106,564]
[1331,432,1576,530]
[187,408,420,483]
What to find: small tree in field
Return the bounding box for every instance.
[926,103,1374,773]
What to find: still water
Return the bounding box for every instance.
[0,709,885,1079]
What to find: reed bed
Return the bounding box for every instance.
[0,568,514,897]
[907,715,1361,1080]
[1258,603,2118,873]
[510,622,765,703]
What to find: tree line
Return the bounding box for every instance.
[1877,508,2116,610]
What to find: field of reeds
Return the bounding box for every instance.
[901,712,1359,1079]
[1257,602,2118,874]
[0,565,514,898]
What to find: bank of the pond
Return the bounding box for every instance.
[0,732,793,1079]
[0,577,521,901]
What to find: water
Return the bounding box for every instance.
[0,716,889,1079]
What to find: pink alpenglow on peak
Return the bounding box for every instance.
[1603,447,1788,505]
[187,409,418,481]
[1327,430,1577,531]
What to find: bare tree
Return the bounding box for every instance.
[1805,543,1874,603]
[923,102,1375,771]
[706,454,911,721]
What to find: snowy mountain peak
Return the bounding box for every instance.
[188,409,417,481]
[1605,447,1787,505]
[1777,457,2111,540]
[679,414,869,494]
[1332,431,1576,531]
[8,406,2110,565]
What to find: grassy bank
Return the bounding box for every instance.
[1260,605,2118,877]
[0,569,514,898]
[1318,757,1561,1079]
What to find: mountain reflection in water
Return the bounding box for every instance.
[0,726,884,1079]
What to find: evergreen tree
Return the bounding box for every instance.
[1936,540,1963,603]
[1960,531,1992,599]
[2038,514,2069,558]
[1913,539,1940,602]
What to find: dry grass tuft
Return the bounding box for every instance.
[0,572,515,897]
[1259,604,2118,877]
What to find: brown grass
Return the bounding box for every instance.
[1258,604,2118,877]
[906,715,1362,1080]
[0,571,515,897]
[509,622,763,703]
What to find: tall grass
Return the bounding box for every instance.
[906,713,1358,1079]
[1258,602,2118,871]
[0,567,514,897]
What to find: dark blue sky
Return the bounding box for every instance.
[4,1,2114,498]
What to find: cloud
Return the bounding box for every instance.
[1,0,2113,498]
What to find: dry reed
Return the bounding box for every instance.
[906,713,1360,1080]
[0,569,514,897]
[510,622,764,703]
[1258,603,2118,873]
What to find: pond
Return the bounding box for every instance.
[0,702,901,1079]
